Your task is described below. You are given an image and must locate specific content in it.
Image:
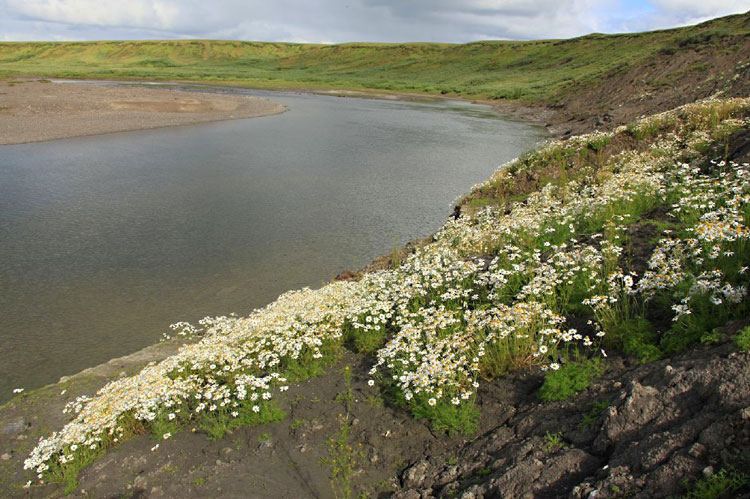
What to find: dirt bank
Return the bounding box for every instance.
[531,35,750,137]
[0,80,285,145]
[2,328,747,497]
[395,333,750,498]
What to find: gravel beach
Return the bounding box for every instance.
[0,79,285,145]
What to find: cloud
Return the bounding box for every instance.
[650,0,749,18]
[0,0,748,43]
[5,0,225,33]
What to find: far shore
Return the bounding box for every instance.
[0,79,286,145]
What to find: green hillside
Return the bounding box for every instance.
[0,11,748,102]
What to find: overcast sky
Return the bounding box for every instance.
[1,0,749,43]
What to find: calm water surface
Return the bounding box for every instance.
[0,85,544,400]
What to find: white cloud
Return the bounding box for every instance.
[0,0,748,43]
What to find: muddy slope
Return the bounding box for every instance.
[535,27,750,136]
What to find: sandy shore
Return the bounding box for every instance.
[0,79,286,145]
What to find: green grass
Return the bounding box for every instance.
[410,396,480,436]
[683,469,748,499]
[543,431,565,452]
[538,358,604,402]
[344,322,387,354]
[735,326,750,351]
[606,318,662,364]
[197,399,285,440]
[281,342,341,381]
[0,12,747,103]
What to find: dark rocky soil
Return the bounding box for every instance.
[395,334,750,499]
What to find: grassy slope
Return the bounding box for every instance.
[0,12,748,103]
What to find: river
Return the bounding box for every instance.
[0,84,545,400]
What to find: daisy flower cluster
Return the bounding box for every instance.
[25,98,750,479]
[637,158,750,324]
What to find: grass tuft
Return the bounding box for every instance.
[538,358,604,402]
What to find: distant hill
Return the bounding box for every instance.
[1,11,748,131]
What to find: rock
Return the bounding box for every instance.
[688,443,706,459]
[2,418,26,436]
[394,490,421,499]
[702,466,714,477]
[258,439,273,449]
[334,270,357,281]
[593,382,661,454]
[402,461,430,489]
[0,453,10,461]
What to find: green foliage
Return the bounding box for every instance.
[46,443,104,494]
[257,432,272,444]
[408,395,480,436]
[475,467,493,477]
[197,400,285,440]
[683,469,748,499]
[538,358,604,402]
[322,414,363,499]
[334,366,355,414]
[150,409,184,440]
[344,322,387,355]
[700,328,724,345]
[45,412,146,494]
[735,326,750,352]
[543,431,565,452]
[323,367,364,499]
[660,290,745,353]
[479,329,539,377]
[606,318,661,363]
[282,342,341,381]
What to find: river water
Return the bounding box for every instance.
[0,84,544,400]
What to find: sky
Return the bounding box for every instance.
[1,0,749,43]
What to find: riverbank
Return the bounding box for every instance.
[1,11,748,141]
[2,97,748,498]
[0,79,285,145]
